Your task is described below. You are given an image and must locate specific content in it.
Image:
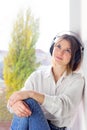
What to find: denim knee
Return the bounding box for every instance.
[24,98,38,105]
[24,98,40,111]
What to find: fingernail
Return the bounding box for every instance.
[29,111,32,115]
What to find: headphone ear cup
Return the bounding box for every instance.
[75,49,81,63]
[49,43,55,55]
[49,36,57,55]
[73,49,81,70]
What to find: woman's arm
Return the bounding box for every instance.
[8,90,45,107]
[29,90,45,104]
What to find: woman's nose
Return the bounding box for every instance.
[58,49,64,55]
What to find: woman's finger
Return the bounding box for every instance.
[12,101,32,117]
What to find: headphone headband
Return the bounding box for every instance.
[52,31,84,52]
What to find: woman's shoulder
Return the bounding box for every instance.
[72,71,84,78]
[68,72,85,83]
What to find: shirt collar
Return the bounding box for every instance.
[44,65,67,82]
[58,71,67,83]
[44,65,52,78]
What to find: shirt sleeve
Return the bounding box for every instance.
[42,75,85,118]
[21,72,36,91]
[7,71,36,113]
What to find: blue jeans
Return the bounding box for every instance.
[10,98,66,130]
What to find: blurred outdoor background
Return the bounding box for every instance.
[0,0,87,130]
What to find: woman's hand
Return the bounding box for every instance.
[12,100,32,117]
[8,91,30,107]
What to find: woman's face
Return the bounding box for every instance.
[52,39,72,67]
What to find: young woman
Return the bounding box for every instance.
[8,33,85,130]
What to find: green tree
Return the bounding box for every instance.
[3,9,40,99]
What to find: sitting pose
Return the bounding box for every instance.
[8,32,85,130]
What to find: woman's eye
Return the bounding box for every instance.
[57,44,61,49]
[65,49,71,54]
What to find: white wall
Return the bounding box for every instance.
[69,0,87,130]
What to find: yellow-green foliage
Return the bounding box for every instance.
[3,9,40,99]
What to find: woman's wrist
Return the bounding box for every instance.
[28,90,34,98]
[29,90,45,104]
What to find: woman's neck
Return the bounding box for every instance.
[52,65,66,82]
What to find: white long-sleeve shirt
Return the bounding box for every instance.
[21,66,85,128]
